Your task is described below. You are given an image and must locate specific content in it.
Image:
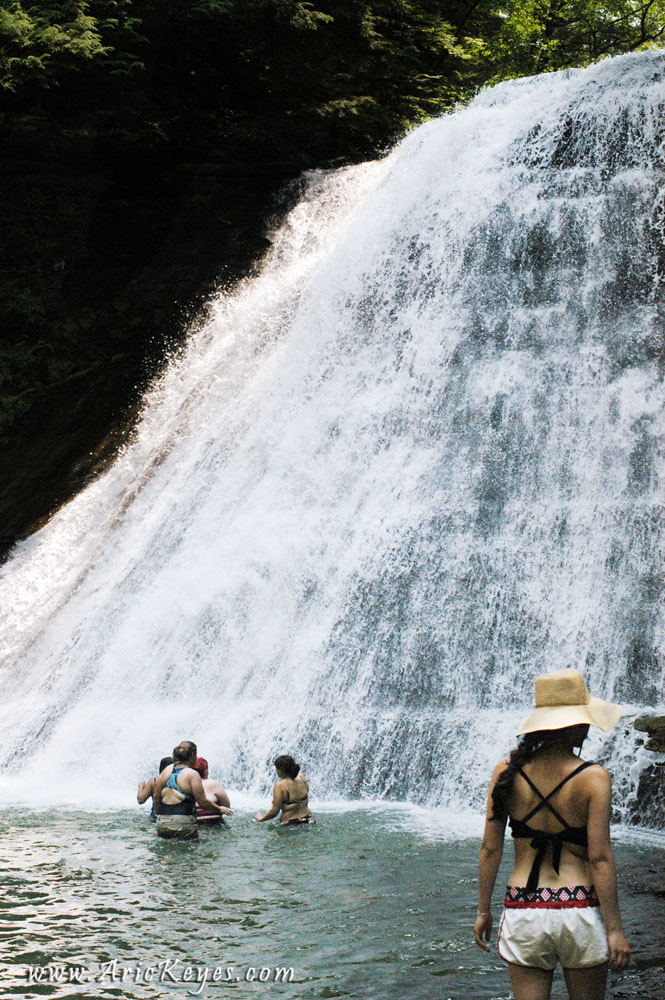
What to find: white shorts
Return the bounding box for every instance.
[498,886,610,970]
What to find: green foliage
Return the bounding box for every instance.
[0,2,476,116]
[0,1,144,93]
[267,0,334,28]
[484,0,665,78]
[2,0,664,110]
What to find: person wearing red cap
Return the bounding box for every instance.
[193,757,231,824]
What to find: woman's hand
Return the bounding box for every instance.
[255,813,264,822]
[607,930,630,968]
[474,912,493,952]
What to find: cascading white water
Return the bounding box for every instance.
[1,51,663,818]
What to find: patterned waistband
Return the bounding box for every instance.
[504,885,600,909]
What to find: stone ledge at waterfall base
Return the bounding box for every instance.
[634,716,665,753]
[631,716,665,833]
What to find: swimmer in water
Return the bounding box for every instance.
[137,756,173,820]
[193,757,231,824]
[154,741,232,839]
[255,755,314,826]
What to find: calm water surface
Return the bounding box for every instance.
[1,808,663,999]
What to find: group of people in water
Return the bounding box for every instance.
[136,669,629,1000]
[137,741,313,839]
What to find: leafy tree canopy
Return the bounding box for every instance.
[0,2,481,136]
[1,1,663,124]
[0,1,145,92]
[479,0,665,77]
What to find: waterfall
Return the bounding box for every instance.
[1,51,663,820]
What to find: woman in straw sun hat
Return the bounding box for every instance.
[474,669,630,1000]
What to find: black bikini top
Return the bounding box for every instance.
[509,761,593,893]
[283,778,308,805]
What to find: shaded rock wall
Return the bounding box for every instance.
[631,717,665,830]
[0,113,303,556]
[631,763,665,829]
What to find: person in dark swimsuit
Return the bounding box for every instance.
[137,756,173,821]
[154,741,232,839]
[474,669,630,1000]
[255,755,314,826]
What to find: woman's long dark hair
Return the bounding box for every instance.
[491,724,589,821]
[274,755,300,779]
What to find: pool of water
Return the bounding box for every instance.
[1,806,663,999]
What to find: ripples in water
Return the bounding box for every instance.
[1,808,663,999]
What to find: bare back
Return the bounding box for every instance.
[278,775,310,823]
[506,753,607,888]
[159,764,196,805]
[203,778,231,808]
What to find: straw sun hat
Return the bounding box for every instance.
[517,669,622,736]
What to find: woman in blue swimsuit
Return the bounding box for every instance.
[154,741,232,839]
[475,670,630,1000]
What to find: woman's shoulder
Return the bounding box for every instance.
[488,758,511,789]
[578,761,610,787]
[173,765,196,780]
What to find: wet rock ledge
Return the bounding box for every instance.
[634,716,665,752]
[632,716,665,830]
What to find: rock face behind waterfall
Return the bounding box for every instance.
[635,716,665,752]
[0,51,663,825]
[0,116,301,557]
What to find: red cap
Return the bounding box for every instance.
[194,757,208,777]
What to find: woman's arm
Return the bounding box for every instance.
[137,778,154,804]
[256,782,284,822]
[474,761,508,952]
[153,772,164,814]
[586,767,630,968]
[187,772,233,815]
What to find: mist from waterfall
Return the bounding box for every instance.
[0,51,663,820]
